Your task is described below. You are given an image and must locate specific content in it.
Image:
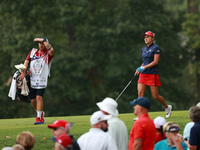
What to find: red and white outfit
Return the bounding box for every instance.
[26,48,54,89]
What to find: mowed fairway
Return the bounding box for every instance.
[0,110,190,150]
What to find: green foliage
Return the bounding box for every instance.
[181,0,200,102]
[0,0,192,118]
[182,13,200,50]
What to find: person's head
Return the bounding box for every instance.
[154,116,166,137]
[154,116,166,130]
[13,144,25,150]
[196,102,200,108]
[163,122,181,143]
[130,97,151,116]
[142,31,155,46]
[48,120,72,138]
[90,111,111,132]
[55,134,73,150]
[189,106,200,123]
[16,131,35,150]
[38,37,48,51]
[96,97,119,117]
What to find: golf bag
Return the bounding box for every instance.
[14,70,31,103]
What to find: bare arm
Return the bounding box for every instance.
[184,140,197,150]
[133,139,142,150]
[19,60,29,80]
[33,38,54,56]
[43,41,54,56]
[134,54,160,76]
[189,145,197,150]
[143,54,160,69]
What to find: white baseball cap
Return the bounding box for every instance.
[90,111,111,125]
[96,97,119,117]
[154,116,166,129]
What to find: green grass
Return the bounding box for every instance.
[0,110,190,150]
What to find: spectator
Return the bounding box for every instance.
[129,97,156,150]
[184,106,200,150]
[183,122,194,143]
[55,134,73,150]
[77,111,118,150]
[13,144,25,150]
[154,116,166,144]
[96,97,128,150]
[183,102,200,150]
[48,120,80,150]
[16,131,35,150]
[154,122,187,150]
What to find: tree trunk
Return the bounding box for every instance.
[66,25,76,48]
[187,0,197,13]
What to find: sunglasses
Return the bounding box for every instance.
[52,127,65,131]
[101,120,108,124]
[52,127,58,131]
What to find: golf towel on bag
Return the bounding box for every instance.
[8,71,29,100]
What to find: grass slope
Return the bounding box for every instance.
[0,110,190,150]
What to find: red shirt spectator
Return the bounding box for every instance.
[129,97,156,150]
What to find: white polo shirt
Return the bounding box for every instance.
[77,128,118,150]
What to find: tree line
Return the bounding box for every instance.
[0,0,199,118]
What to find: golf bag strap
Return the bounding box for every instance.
[30,48,37,59]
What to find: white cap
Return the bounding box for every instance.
[154,116,166,129]
[196,102,200,108]
[96,97,119,117]
[90,111,111,125]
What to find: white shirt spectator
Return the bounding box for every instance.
[96,97,128,150]
[183,122,194,150]
[77,128,118,150]
[108,116,128,150]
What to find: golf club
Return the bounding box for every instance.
[115,75,137,101]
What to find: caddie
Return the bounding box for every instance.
[19,37,54,125]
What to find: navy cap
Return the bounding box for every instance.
[41,37,49,43]
[166,126,181,132]
[164,122,181,132]
[130,97,151,109]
